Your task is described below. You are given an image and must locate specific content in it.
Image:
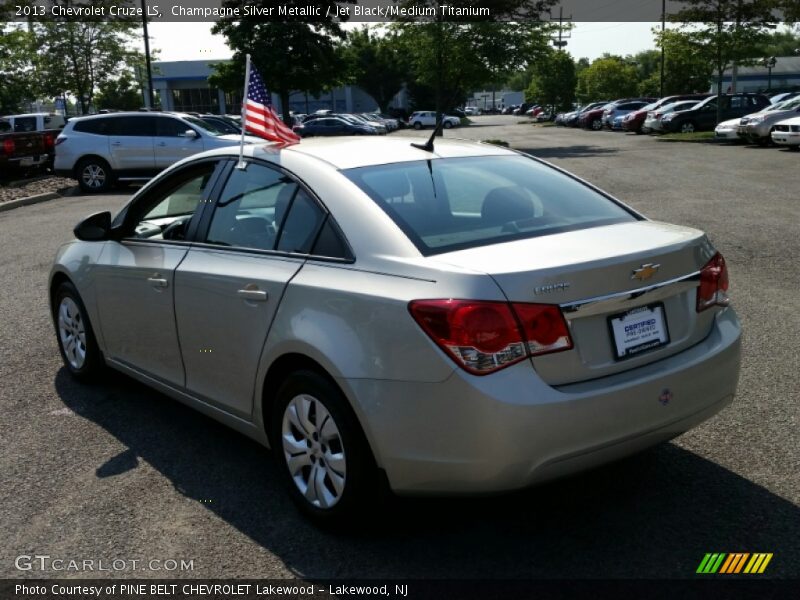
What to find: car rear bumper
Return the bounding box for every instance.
[341,307,741,494]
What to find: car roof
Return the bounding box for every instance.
[199,136,517,170]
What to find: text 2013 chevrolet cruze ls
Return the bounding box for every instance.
[50,137,741,523]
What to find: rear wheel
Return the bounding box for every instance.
[272,370,378,526]
[680,121,696,134]
[443,121,453,129]
[591,118,602,131]
[76,157,113,193]
[53,281,104,381]
[413,122,422,130]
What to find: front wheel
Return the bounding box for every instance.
[413,122,422,130]
[273,370,378,525]
[443,121,453,129]
[591,118,602,131]
[680,121,696,134]
[53,281,104,381]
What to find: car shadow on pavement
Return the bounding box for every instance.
[517,145,619,159]
[55,368,800,579]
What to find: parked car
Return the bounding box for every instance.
[739,96,800,145]
[660,93,770,133]
[563,102,608,128]
[196,114,241,135]
[768,91,800,105]
[637,94,712,133]
[364,113,399,131]
[621,102,656,134]
[713,118,743,141]
[602,101,651,129]
[50,137,741,524]
[341,114,387,134]
[771,116,800,148]
[1,112,66,133]
[643,100,702,133]
[54,112,261,193]
[464,107,481,116]
[0,118,57,174]
[293,116,377,138]
[407,111,460,129]
[579,103,614,130]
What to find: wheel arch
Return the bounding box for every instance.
[73,154,113,178]
[258,351,383,468]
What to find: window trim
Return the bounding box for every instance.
[114,158,228,245]
[194,158,355,263]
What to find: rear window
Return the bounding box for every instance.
[345,155,638,255]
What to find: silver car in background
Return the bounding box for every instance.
[50,137,741,524]
[739,96,800,145]
[643,100,701,133]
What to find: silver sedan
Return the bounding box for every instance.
[50,137,741,524]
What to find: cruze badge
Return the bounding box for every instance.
[534,282,570,295]
[631,263,660,282]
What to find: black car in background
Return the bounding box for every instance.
[661,93,771,133]
[293,116,377,137]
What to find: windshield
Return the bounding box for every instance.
[345,155,638,255]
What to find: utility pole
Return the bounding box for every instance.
[141,0,155,109]
[550,7,571,49]
[660,0,666,98]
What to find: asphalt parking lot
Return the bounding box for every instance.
[1,116,798,580]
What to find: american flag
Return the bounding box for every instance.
[244,67,300,144]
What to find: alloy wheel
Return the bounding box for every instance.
[81,164,106,189]
[58,297,87,369]
[681,122,696,134]
[281,394,347,509]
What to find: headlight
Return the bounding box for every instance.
[748,116,765,124]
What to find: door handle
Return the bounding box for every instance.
[157,142,167,147]
[111,141,122,146]
[147,277,168,288]
[237,288,268,302]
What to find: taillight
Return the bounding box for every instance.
[2,138,14,155]
[408,299,572,375]
[696,252,730,312]
[44,134,55,149]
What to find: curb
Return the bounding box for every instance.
[0,192,61,214]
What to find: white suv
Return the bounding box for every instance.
[407,111,461,130]
[54,112,261,193]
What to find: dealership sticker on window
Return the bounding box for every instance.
[609,304,669,360]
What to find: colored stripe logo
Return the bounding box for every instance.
[697,553,773,574]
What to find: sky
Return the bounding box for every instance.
[144,21,659,64]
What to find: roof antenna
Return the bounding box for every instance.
[411,117,445,153]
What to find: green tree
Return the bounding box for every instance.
[95,73,144,111]
[759,28,800,56]
[342,26,410,113]
[212,0,352,125]
[575,56,639,103]
[0,25,38,113]
[670,0,778,124]
[33,2,140,114]
[525,50,576,110]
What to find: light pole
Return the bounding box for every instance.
[660,0,666,98]
[762,56,777,91]
[141,0,155,109]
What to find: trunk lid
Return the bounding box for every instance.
[431,221,719,385]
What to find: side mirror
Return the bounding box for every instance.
[74,211,112,241]
[184,129,199,139]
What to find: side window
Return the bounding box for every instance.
[128,163,218,240]
[276,189,325,254]
[157,117,194,137]
[0,120,10,133]
[206,163,296,251]
[311,217,352,260]
[73,119,109,135]
[730,96,744,109]
[14,117,36,132]
[108,116,156,136]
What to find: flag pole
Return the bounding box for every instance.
[237,53,251,170]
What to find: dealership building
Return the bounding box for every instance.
[717,56,800,93]
[144,60,407,115]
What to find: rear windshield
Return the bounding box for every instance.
[345,155,638,255]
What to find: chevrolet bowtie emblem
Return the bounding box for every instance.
[631,263,660,281]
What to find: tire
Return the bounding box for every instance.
[413,122,423,130]
[591,118,602,131]
[679,121,696,134]
[53,281,104,381]
[272,370,378,526]
[76,157,113,193]
[443,121,453,129]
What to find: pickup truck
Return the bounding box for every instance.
[0,118,57,176]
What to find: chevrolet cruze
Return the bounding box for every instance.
[50,137,741,523]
